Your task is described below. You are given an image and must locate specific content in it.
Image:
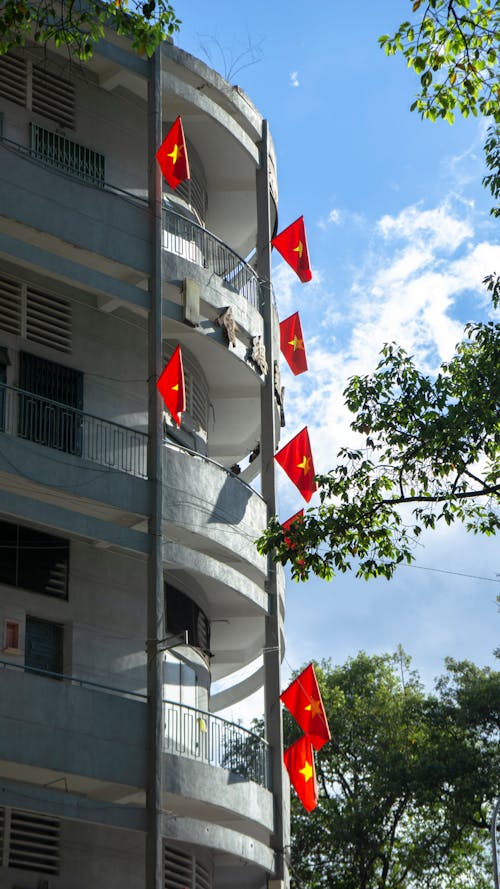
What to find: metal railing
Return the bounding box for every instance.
[164,698,270,788]
[163,207,261,309]
[0,659,270,789]
[0,383,147,478]
[30,123,105,186]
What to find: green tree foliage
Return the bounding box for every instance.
[257,314,500,581]
[0,0,180,60]
[379,0,500,124]
[288,652,500,889]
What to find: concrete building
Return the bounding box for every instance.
[0,25,288,889]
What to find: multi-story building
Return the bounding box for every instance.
[0,24,288,889]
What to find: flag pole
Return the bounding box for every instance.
[146,45,165,889]
[256,120,289,889]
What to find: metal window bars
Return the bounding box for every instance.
[30,123,105,186]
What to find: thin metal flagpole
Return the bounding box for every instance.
[146,45,165,889]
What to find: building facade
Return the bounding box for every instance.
[0,27,288,889]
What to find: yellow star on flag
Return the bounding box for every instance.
[167,143,183,164]
[172,383,179,391]
[288,335,304,351]
[299,759,313,782]
[293,240,304,259]
[305,697,323,718]
[297,455,311,474]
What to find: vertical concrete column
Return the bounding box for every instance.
[146,47,165,889]
[256,121,289,889]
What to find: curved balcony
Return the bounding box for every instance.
[162,441,267,583]
[0,383,148,478]
[163,206,261,309]
[0,660,270,790]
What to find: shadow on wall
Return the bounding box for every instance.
[208,472,252,525]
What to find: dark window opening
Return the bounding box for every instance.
[165,583,210,652]
[18,351,83,455]
[0,519,69,598]
[0,354,6,432]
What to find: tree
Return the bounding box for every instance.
[379,0,499,125]
[256,0,500,582]
[0,0,180,61]
[288,652,500,889]
[257,312,500,581]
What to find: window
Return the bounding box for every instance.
[4,620,20,652]
[0,51,75,130]
[165,583,210,652]
[0,350,6,432]
[18,351,83,455]
[31,123,105,186]
[0,273,72,353]
[0,519,69,599]
[25,616,63,676]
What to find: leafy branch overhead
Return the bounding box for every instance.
[257,310,500,581]
[379,0,500,124]
[0,1,180,60]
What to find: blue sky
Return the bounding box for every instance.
[175,1,500,712]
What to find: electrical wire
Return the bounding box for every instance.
[404,562,500,584]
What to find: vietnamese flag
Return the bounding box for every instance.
[271,216,312,283]
[274,427,317,503]
[280,312,308,375]
[156,116,190,190]
[283,735,318,812]
[282,508,304,547]
[281,663,331,751]
[157,344,185,427]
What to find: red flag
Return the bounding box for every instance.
[283,735,318,812]
[157,345,185,427]
[156,116,190,190]
[274,427,317,503]
[272,216,312,283]
[281,663,331,751]
[280,312,308,375]
[282,508,304,547]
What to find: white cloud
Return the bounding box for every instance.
[318,208,342,229]
[377,201,473,252]
[289,70,299,87]
[278,197,500,483]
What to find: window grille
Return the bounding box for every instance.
[31,123,104,186]
[164,845,212,889]
[32,64,75,129]
[26,284,72,352]
[7,809,60,875]
[0,273,72,354]
[0,53,27,108]
[0,275,22,336]
[18,351,83,455]
[0,53,75,128]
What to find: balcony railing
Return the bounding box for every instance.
[0,384,147,478]
[163,207,260,309]
[31,123,105,186]
[0,659,270,789]
[164,699,269,788]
